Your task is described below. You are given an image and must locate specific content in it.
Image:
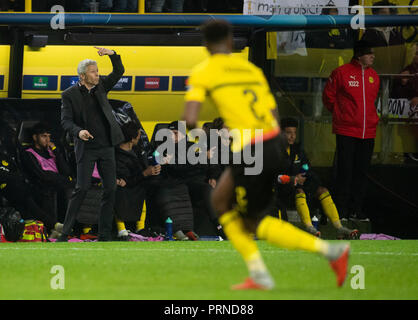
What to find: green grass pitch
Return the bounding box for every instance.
[0,240,417,300]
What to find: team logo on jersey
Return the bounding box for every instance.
[348,75,359,87]
[369,77,374,84]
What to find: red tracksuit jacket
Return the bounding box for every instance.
[322,59,380,139]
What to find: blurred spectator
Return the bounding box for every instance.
[66,0,83,11]
[305,6,354,49]
[21,122,74,229]
[201,0,242,13]
[114,121,161,240]
[361,1,404,47]
[80,0,100,12]
[159,121,224,239]
[33,0,66,11]
[158,121,200,240]
[205,117,233,186]
[183,0,207,13]
[151,0,183,13]
[392,44,418,105]
[0,0,12,11]
[2,0,23,11]
[99,0,113,11]
[0,142,61,236]
[322,40,380,222]
[113,0,137,12]
[361,0,406,74]
[391,44,418,163]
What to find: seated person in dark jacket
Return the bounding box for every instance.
[204,117,234,188]
[22,122,74,227]
[0,142,61,236]
[276,118,359,240]
[115,121,162,240]
[159,120,224,240]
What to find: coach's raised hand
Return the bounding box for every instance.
[94,46,115,56]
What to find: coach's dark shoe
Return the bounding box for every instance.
[56,234,68,242]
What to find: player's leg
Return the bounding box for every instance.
[211,168,273,290]
[334,135,356,220]
[255,213,350,286]
[252,139,351,287]
[316,186,359,239]
[295,188,320,237]
[351,138,374,221]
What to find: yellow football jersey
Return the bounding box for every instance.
[185,53,279,151]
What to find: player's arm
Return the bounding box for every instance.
[322,69,339,112]
[183,101,201,130]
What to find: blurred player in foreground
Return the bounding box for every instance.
[183,20,350,290]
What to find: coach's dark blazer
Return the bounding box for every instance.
[61,53,125,163]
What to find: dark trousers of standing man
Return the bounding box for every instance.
[334,134,375,219]
[61,147,116,240]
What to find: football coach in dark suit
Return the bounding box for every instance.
[58,47,125,241]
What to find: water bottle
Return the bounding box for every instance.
[152,150,160,165]
[312,216,319,230]
[300,163,309,175]
[165,217,173,241]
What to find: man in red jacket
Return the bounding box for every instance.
[323,40,380,221]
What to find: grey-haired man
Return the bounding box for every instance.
[58,47,125,241]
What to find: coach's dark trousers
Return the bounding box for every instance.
[61,147,116,240]
[334,134,375,218]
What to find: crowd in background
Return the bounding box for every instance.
[0,0,244,13]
